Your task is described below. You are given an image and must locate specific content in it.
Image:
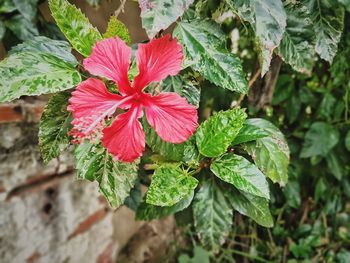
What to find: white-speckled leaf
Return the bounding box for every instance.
[139,0,194,38]
[75,141,139,208]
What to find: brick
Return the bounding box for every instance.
[26,251,41,263]
[0,104,23,123]
[97,242,116,263]
[68,207,109,240]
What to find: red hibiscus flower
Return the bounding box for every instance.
[67,34,198,162]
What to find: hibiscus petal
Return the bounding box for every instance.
[133,34,183,91]
[102,105,145,162]
[83,37,132,95]
[67,78,130,141]
[144,92,198,143]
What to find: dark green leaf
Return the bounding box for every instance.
[0,52,81,103]
[162,75,201,108]
[9,36,78,65]
[211,154,270,199]
[0,21,5,40]
[174,20,248,93]
[286,94,301,124]
[223,184,273,227]
[193,179,232,251]
[39,91,72,164]
[146,166,198,206]
[75,141,139,208]
[136,191,194,220]
[309,0,344,63]
[345,131,350,151]
[145,121,198,163]
[279,1,315,74]
[5,14,38,40]
[283,180,301,209]
[139,0,194,38]
[231,121,269,145]
[226,0,287,75]
[326,150,343,180]
[243,119,290,186]
[196,108,247,157]
[12,0,39,20]
[300,122,339,158]
[49,0,102,57]
[103,16,131,44]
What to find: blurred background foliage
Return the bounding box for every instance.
[1,0,349,262]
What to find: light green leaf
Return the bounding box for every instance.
[136,191,194,220]
[193,179,233,251]
[231,121,269,145]
[196,108,247,157]
[12,0,39,20]
[139,0,194,38]
[162,75,201,108]
[49,0,102,57]
[0,52,81,103]
[9,36,78,65]
[75,141,139,208]
[226,0,286,75]
[39,92,72,164]
[5,14,38,40]
[345,131,350,152]
[300,122,339,158]
[174,20,248,93]
[223,184,273,227]
[211,154,270,199]
[146,166,198,206]
[103,16,131,44]
[309,0,344,63]
[279,1,315,74]
[243,119,290,186]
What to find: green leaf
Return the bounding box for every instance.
[309,0,344,63]
[139,0,194,38]
[174,20,248,93]
[223,183,273,227]
[146,166,198,206]
[9,36,78,65]
[49,0,102,57]
[338,0,350,11]
[231,121,269,145]
[103,16,131,44]
[279,1,315,74]
[136,191,194,220]
[5,14,39,40]
[0,21,5,40]
[12,0,39,20]
[211,154,270,199]
[75,141,139,208]
[178,246,210,263]
[226,0,286,75]
[196,108,247,157]
[243,119,290,186]
[300,122,339,158]
[144,121,198,163]
[0,0,16,13]
[39,91,72,164]
[0,52,81,103]
[193,179,233,251]
[346,131,350,152]
[162,75,201,108]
